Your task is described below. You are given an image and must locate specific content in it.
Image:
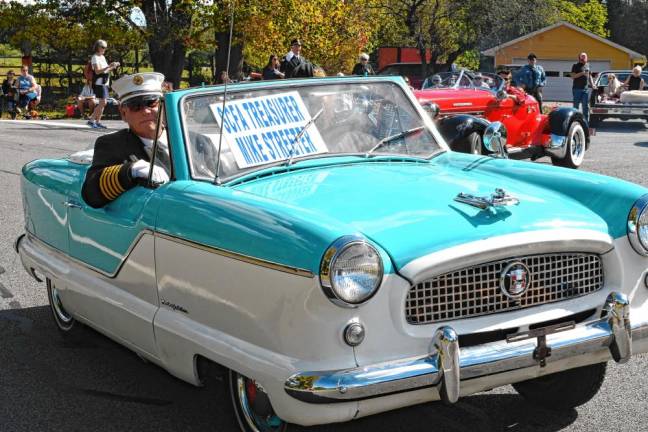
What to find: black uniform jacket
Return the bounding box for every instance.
[81,128,149,208]
[280,55,302,78]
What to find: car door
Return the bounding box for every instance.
[64,167,166,357]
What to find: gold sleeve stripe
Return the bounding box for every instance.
[99,168,114,200]
[107,165,123,197]
[104,166,119,199]
[99,165,120,200]
[108,165,125,195]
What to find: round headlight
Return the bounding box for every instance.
[628,194,648,256]
[320,236,384,307]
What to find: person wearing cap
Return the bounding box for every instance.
[352,53,374,76]
[514,53,546,111]
[81,72,169,208]
[88,39,120,129]
[280,39,304,78]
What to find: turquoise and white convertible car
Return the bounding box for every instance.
[16,76,648,431]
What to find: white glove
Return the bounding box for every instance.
[131,159,169,184]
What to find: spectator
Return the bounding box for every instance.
[352,53,374,76]
[219,71,233,84]
[28,83,42,118]
[280,39,303,78]
[162,81,174,92]
[515,53,546,111]
[571,52,595,123]
[88,39,120,129]
[262,54,285,80]
[1,70,17,119]
[497,69,526,104]
[16,66,38,119]
[77,80,97,118]
[623,66,645,91]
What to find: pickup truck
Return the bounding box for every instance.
[590,70,648,127]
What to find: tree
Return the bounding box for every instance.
[551,0,608,37]
[374,0,553,75]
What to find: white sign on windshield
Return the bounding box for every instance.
[210,91,328,169]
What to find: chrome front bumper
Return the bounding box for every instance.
[545,134,567,159]
[285,292,646,404]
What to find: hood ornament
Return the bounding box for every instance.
[454,188,519,210]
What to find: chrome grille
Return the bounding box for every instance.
[405,253,603,325]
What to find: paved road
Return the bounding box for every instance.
[1,118,647,432]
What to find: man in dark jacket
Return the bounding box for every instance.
[280,39,303,78]
[82,72,170,208]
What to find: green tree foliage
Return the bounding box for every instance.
[550,0,608,37]
[607,0,648,59]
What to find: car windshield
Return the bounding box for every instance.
[181,80,441,181]
[421,71,503,91]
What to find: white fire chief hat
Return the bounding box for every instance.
[112,72,165,104]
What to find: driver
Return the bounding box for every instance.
[82,72,170,208]
[497,69,526,105]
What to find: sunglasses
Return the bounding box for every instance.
[125,98,160,112]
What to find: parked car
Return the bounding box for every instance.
[590,70,648,127]
[414,70,590,168]
[377,62,425,88]
[16,75,648,431]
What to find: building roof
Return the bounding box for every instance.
[482,21,645,59]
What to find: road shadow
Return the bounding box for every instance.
[0,306,580,432]
[594,119,647,134]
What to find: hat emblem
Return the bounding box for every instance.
[133,75,144,85]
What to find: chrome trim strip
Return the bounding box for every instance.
[155,232,314,278]
[19,229,314,279]
[627,193,648,256]
[400,229,614,284]
[23,230,154,279]
[284,293,648,403]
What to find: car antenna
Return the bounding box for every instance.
[213,2,235,186]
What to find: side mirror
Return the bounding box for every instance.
[496,89,508,100]
[422,101,440,119]
[483,121,508,158]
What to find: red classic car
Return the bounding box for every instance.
[414,71,590,169]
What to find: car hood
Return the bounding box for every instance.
[232,154,610,270]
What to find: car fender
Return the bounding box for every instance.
[436,114,490,146]
[548,107,590,148]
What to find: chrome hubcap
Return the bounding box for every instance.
[236,375,283,432]
[51,287,73,325]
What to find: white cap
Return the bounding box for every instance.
[112,72,165,103]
